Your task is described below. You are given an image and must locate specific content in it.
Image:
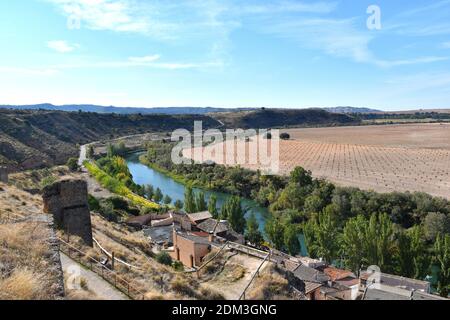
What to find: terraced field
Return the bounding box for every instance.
[186,123,450,199]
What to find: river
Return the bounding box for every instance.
[126,152,308,256]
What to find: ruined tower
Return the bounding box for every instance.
[43,177,93,247]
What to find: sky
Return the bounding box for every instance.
[0,0,449,110]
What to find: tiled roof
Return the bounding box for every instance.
[320,266,356,282]
[304,281,323,294]
[188,211,213,223]
[197,218,229,234]
[293,264,330,283]
[360,272,430,292]
[363,288,411,300]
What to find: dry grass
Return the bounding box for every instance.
[0,183,63,300]
[0,269,45,300]
[246,265,293,300]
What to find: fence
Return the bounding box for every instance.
[58,238,147,300]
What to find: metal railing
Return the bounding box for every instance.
[58,238,147,300]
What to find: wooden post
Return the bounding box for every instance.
[111,252,115,271]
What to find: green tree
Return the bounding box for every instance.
[153,188,163,203]
[284,225,300,255]
[86,145,94,159]
[396,226,429,279]
[265,218,285,250]
[246,213,263,246]
[66,158,79,172]
[365,213,396,272]
[163,195,172,205]
[341,215,367,273]
[184,185,197,213]
[174,200,184,211]
[221,196,246,233]
[208,195,219,218]
[424,212,450,242]
[145,184,154,200]
[304,208,340,264]
[290,167,313,187]
[106,143,115,158]
[434,233,450,297]
[196,192,207,212]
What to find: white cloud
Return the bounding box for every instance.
[128,54,161,63]
[47,40,77,53]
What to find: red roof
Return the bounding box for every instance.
[321,267,355,282]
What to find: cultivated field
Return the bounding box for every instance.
[188,123,450,199]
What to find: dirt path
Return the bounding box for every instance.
[60,252,129,300]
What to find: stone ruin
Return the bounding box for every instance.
[43,177,93,247]
[0,166,8,183]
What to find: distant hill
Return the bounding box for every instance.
[0,103,255,115]
[323,106,382,113]
[212,108,359,129]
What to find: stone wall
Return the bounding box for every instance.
[43,177,93,247]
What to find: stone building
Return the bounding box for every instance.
[43,177,93,247]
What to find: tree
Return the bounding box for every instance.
[365,213,396,273]
[221,196,246,233]
[424,212,450,241]
[396,226,429,279]
[66,158,79,172]
[341,215,367,273]
[434,233,450,297]
[265,218,285,250]
[290,167,313,187]
[86,145,94,159]
[208,195,219,218]
[280,133,290,140]
[106,143,115,158]
[184,185,197,213]
[163,195,172,205]
[304,208,340,264]
[284,225,300,255]
[246,213,263,246]
[196,192,207,212]
[145,184,154,200]
[174,200,184,211]
[153,188,163,203]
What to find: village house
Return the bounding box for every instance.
[359,271,446,300]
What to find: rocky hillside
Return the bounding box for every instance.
[212,108,359,129]
[0,109,221,170]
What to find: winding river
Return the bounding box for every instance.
[126,152,308,255]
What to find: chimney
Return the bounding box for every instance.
[173,227,178,247]
[209,231,215,243]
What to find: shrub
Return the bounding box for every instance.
[66,158,79,172]
[156,252,173,266]
[280,133,290,140]
[172,261,184,271]
[88,194,100,211]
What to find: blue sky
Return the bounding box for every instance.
[0,0,449,110]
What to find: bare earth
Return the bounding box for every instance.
[189,123,450,199]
